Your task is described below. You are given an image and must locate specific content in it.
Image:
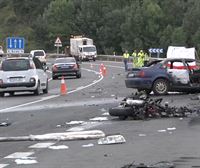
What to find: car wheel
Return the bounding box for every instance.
[93,58,96,61]
[9,92,15,96]
[76,73,81,78]
[153,79,169,95]
[34,81,40,95]
[0,92,4,97]
[43,80,48,94]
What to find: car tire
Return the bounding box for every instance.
[93,58,96,62]
[153,79,169,95]
[76,73,81,78]
[0,92,4,97]
[34,81,40,95]
[9,92,14,96]
[43,80,48,94]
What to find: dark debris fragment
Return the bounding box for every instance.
[121,161,175,168]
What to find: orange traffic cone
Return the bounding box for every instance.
[100,63,104,71]
[102,66,107,76]
[60,76,67,95]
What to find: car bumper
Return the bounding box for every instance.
[125,78,152,89]
[0,82,37,92]
[53,70,80,77]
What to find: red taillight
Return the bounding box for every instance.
[53,65,58,71]
[138,71,145,77]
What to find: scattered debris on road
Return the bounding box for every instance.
[109,92,196,120]
[0,130,105,142]
[98,135,126,145]
[0,122,11,127]
[82,143,94,148]
[121,161,175,168]
[48,145,69,150]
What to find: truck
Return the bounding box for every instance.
[70,36,97,61]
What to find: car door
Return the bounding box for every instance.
[32,58,47,89]
[167,60,190,86]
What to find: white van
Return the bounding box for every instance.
[30,50,46,65]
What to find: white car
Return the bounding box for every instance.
[30,50,47,65]
[0,57,48,97]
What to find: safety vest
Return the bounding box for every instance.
[132,52,137,57]
[123,53,129,59]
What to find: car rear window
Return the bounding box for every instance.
[2,59,31,71]
[34,51,44,57]
[55,58,76,63]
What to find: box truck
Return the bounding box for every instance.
[70,37,97,61]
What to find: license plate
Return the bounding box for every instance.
[9,78,23,83]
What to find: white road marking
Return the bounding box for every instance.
[66,121,84,125]
[15,159,38,165]
[29,142,55,149]
[5,152,34,159]
[167,127,176,131]
[48,145,69,150]
[0,164,9,168]
[89,117,108,121]
[157,130,167,133]
[82,143,94,148]
[0,68,103,113]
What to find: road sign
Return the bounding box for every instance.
[6,37,25,53]
[54,37,62,47]
[148,48,163,54]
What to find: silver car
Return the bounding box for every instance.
[0,57,48,97]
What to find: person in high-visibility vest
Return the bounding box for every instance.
[137,50,145,67]
[132,50,138,68]
[123,50,130,71]
[143,52,149,66]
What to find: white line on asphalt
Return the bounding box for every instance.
[84,62,124,69]
[0,164,9,168]
[15,159,38,165]
[0,68,103,113]
[5,152,34,159]
[29,142,55,149]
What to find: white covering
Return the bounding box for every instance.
[167,46,195,59]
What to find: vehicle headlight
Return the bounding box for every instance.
[30,77,36,83]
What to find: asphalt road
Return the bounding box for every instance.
[0,60,200,168]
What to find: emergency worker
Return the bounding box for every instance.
[144,52,149,66]
[123,50,130,71]
[132,50,138,68]
[137,50,145,67]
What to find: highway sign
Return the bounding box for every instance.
[148,48,163,53]
[54,37,62,47]
[6,37,25,53]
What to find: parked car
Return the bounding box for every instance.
[0,56,48,97]
[125,58,200,95]
[30,50,47,65]
[52,57,81,80]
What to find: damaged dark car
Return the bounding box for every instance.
[125,58,200,95]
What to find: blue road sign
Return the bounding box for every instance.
[6,37,25,50]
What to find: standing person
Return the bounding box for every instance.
[123,50,130,71]
[132,50,138,68]
[137,50,145,67]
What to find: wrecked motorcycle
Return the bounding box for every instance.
[109,93,193,120]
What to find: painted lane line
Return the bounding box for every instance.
[5,152,34,159]
[89,117,108,121]
[48,145,69,150]
[0,68,103,113]
[29,142,55,149]
[0,95,59,113]
[83,62,124,69]
[0,165,8,168]
[15,159,38,165]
